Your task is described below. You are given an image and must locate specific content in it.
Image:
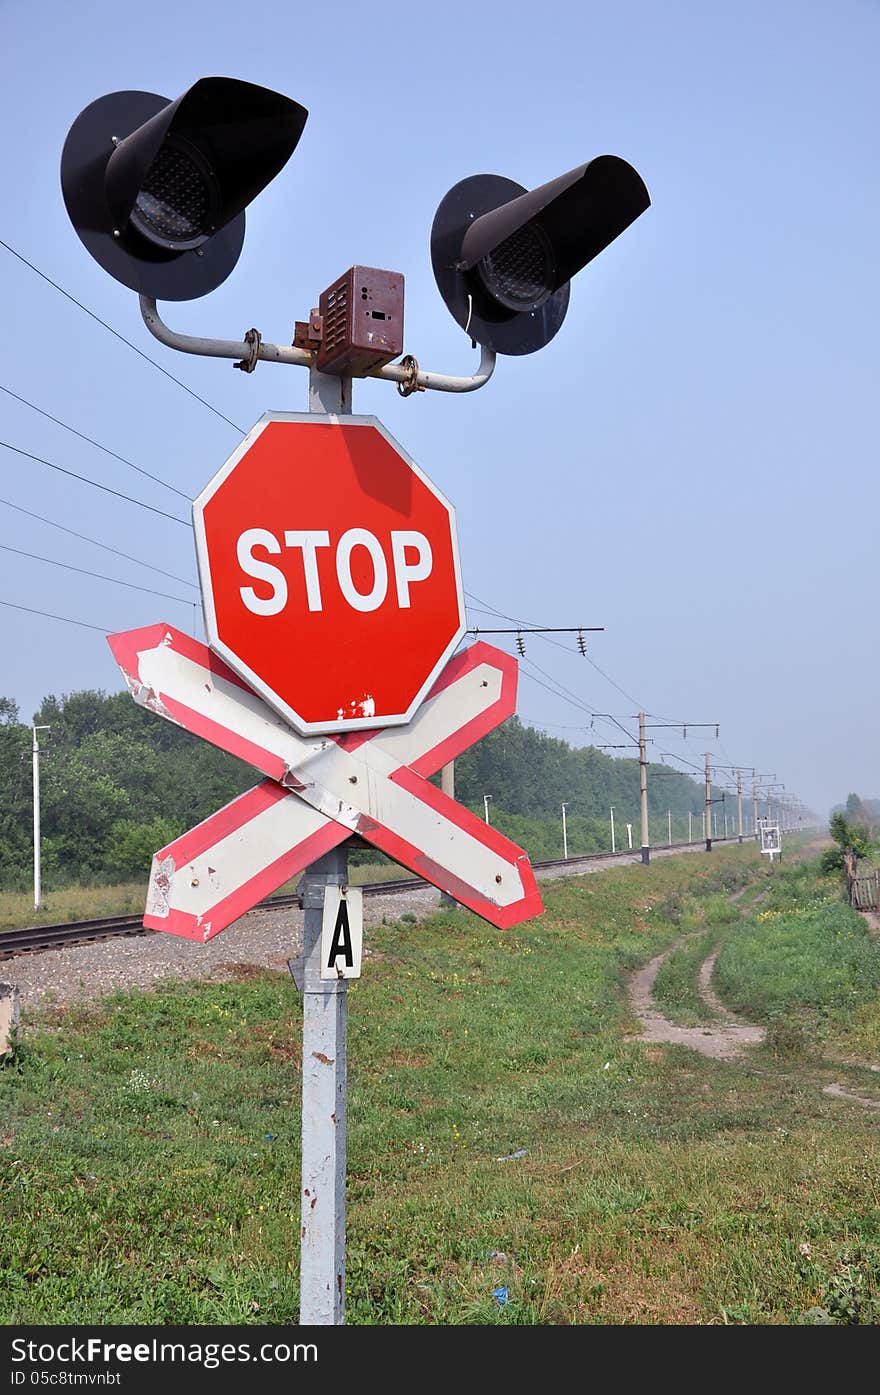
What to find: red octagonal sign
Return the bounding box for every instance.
[193,413,466,734]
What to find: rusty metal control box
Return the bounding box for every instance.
[316,266,404,376]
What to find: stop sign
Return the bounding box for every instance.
[193,413,466,734]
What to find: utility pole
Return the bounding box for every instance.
[688,810,692,842]
[667,808,672,846]
[705,752,713,852]
[638,711,649,865]
[32,724,50,911]
[483,794,492,825]
[610,806,616,853]
[736,769,744,844]
[561,802,569,859]
[635,716,718,866]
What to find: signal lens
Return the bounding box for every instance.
[132,139,218,248]
[478,223,555,312]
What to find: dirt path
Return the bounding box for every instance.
[626,887,880,1113]
[626,934,765,1060]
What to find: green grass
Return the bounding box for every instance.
[652,930,723,1025]
[714,887,880,1038]
[3,839,880,1325]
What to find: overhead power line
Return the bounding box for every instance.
[0,597,110,633]
[0,439,190,526]
[0,381,191,501]
[466,588,652,713]
[0,541,196,607]
[0,496,197,589]
[0,236,246,434]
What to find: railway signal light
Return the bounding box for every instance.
[60,77,307,301]
[430,156,649,355]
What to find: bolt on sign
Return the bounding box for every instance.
[193,414,467,734]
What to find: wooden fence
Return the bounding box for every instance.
[850,870,880,912]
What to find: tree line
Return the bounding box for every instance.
[0,687,727,889]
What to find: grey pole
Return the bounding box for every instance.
[439,764,457,908]
[667,809,672,846]
[704,753,713,852]
[562,802,569,859]
[688,810,692,842]
[298,365,352,1326]
[298,845,349,1324]
[32,725,49,910]
[736,769,744,844]
[638,711,649,865]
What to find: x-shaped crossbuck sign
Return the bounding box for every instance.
[108,625,544,941]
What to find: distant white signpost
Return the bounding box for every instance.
[760,822,781,862]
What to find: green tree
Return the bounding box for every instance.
[821,810,876,875]
[0,697,30,888]
[104,815,185,880]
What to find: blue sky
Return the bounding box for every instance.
[0,0,876,822]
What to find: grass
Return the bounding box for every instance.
[652,930,722,1025]
[2,837,880,1325]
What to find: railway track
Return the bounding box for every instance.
[0,838,737,960]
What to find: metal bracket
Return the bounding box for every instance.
[396,354,426,397]
[139,295,497,394]
[234,327,262,373]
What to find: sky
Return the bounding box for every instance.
[0,0,876,823]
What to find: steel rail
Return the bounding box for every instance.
[0,839,735,959]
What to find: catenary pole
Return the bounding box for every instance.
[638,711,650,865]
[704,752,713,852]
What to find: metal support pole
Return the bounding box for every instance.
[483,794,492,825]
[688,810,692,843]
[562,802,568,859]
[32,724,50,911]
[610,806,616,853]
[753,781,759,839]
[737,770,744,844]
[439,764,457,908]
[704,752,712,852]
[297,365,353,1326]
[638,711,649,865]
[667,809,672,846]
[298,845,349,1325]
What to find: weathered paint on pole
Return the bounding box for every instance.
[299,365,351,1326]
[299,844,349,1325]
